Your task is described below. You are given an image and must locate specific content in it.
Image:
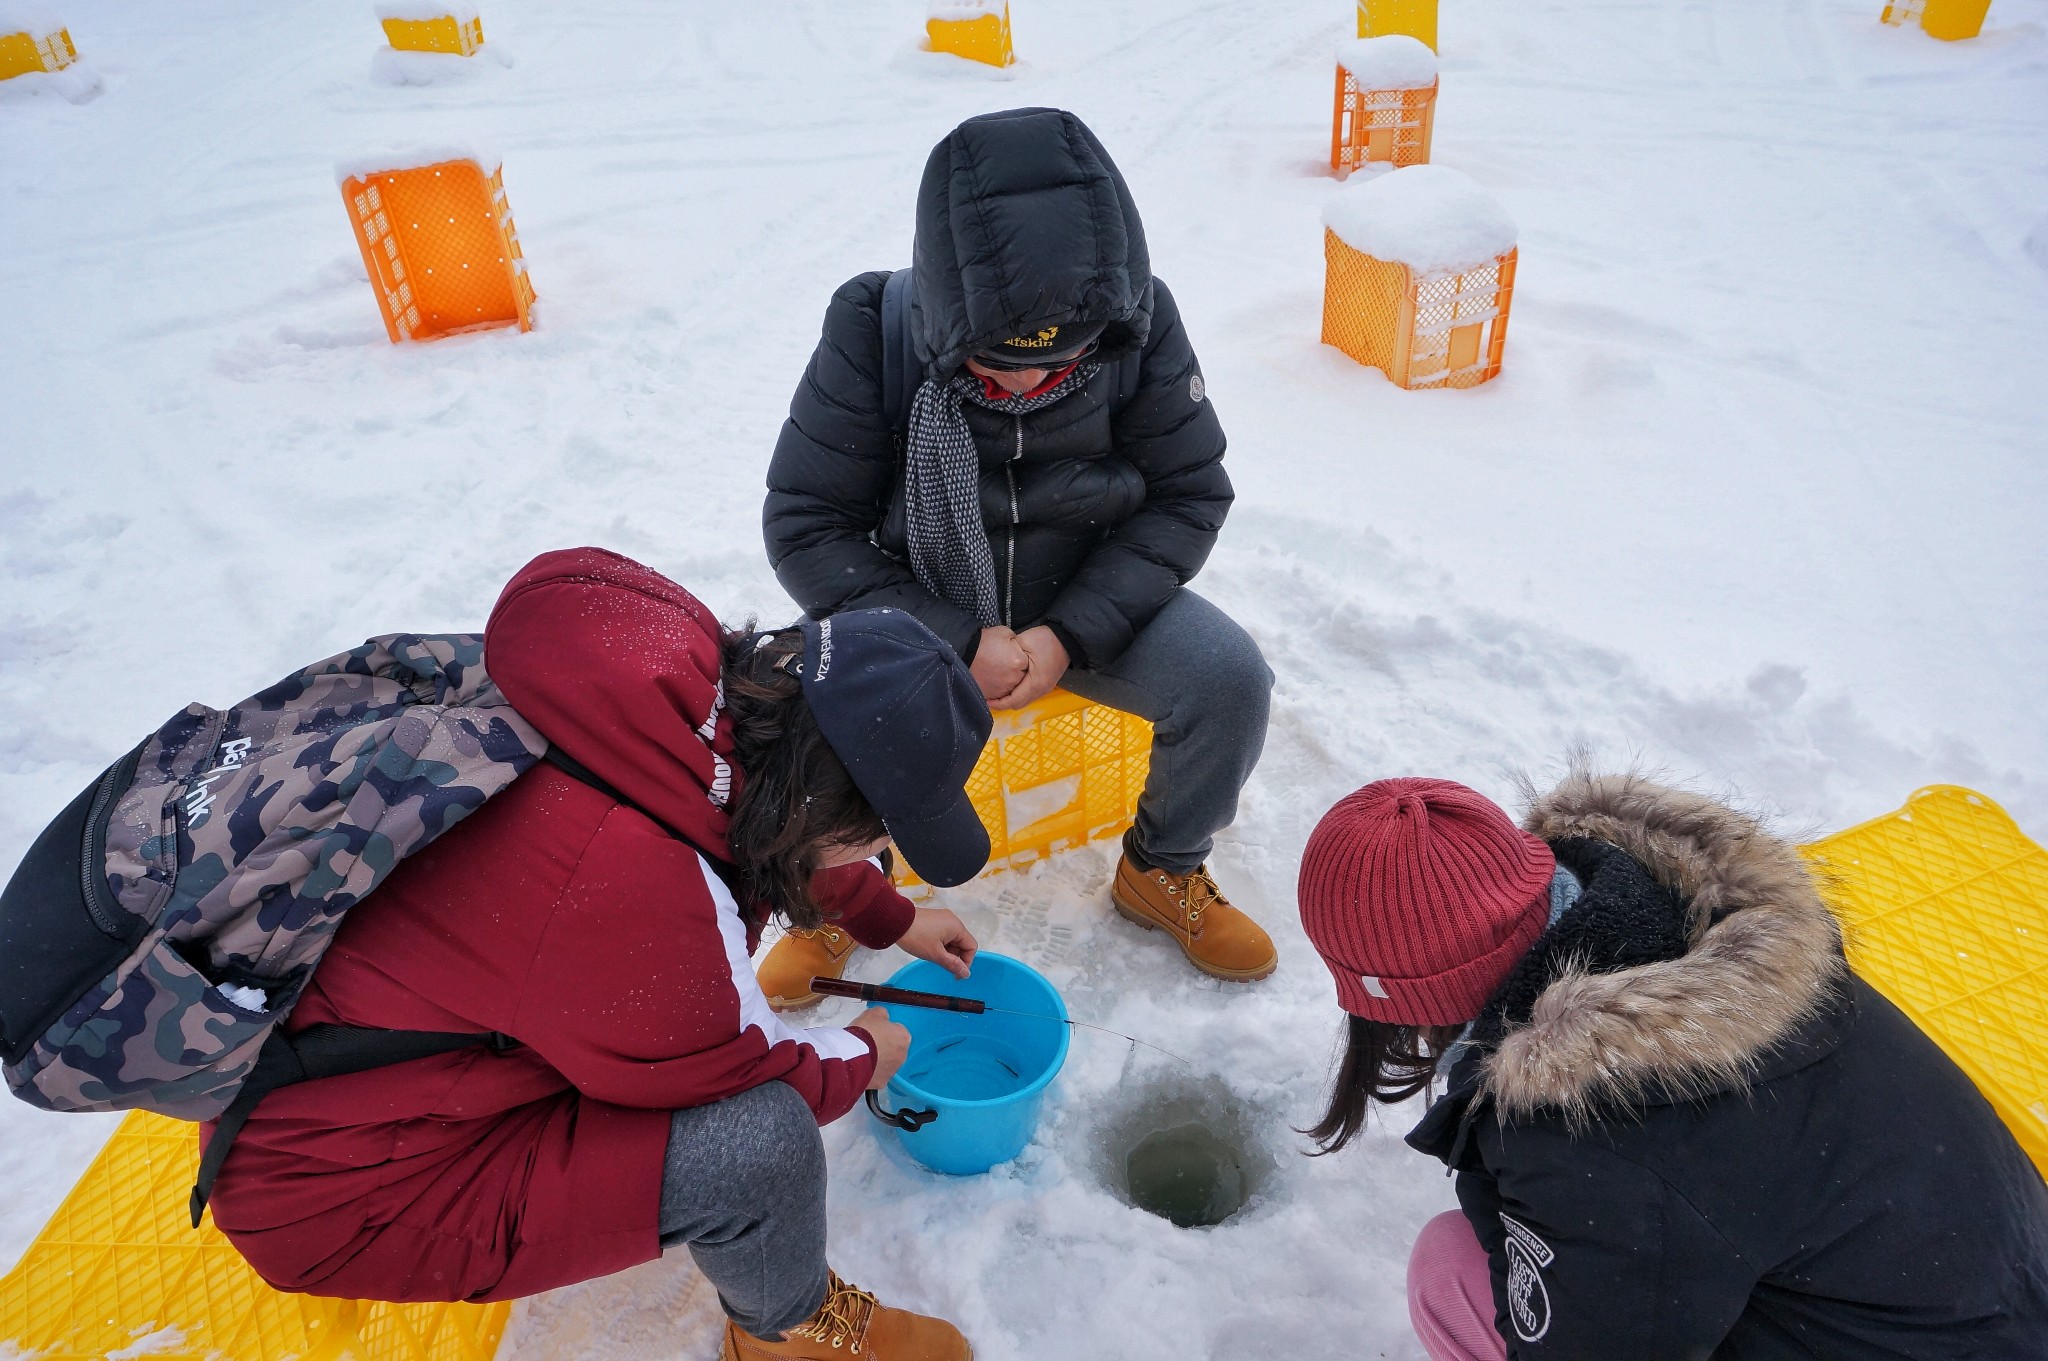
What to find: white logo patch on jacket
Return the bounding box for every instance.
[1500,1213,1555,1343]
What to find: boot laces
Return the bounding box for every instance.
[1182,866,1224,931]
[1153,865,1224,934]
[788,1274,877,1353]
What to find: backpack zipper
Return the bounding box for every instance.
[1004,414,1022,626]
[79,741,146,941]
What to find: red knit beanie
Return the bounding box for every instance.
[1297,778,1555,1025]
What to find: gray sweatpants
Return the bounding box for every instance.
[659,1081,831,1340]
[1059,588,1273,875]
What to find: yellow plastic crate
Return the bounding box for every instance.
[0,1111,509,1361]
[1357,0,1437,52]
[897,688,1151,890]
[379,7,485,57]
[0,25,76,80]
[1880,0,1993,41]
[1802,786,2048,1175]
[927,2,1014,69]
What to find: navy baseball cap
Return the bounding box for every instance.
[796,609,993,888]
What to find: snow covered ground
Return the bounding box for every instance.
[4,0,2046,1356]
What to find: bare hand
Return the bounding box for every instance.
[993,625,1070,711]
[852,1007,911,1089]
[896,907,977,979]
[971,626,1029,703]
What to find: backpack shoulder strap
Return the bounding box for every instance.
[880,268,918,436]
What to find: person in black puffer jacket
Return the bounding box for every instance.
[1295,772,2048,1361]
[761,108,1277,999]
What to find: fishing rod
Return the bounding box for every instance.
[809,976,1191,1066]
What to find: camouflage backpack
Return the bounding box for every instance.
[0,633,549,1222]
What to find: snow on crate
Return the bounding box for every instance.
[1323,165,1515,276]
[334,144,504,185]
[335,150,534,342]
[1336,35,1437,90]
[1321,166,1518,389]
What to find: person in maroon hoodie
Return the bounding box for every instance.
[207,548,990,1361]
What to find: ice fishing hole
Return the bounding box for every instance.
[1096,1075,1272,1229]
[1124,1122,1247,1227]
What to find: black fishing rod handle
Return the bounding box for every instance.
[866,1089,939,1132]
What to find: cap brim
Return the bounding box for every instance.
[886,792,991,889]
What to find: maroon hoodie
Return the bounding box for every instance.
[207,549,914,1303]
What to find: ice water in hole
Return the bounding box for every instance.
[1124,1122,1248,1228]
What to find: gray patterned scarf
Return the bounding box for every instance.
[904,365,1096,627]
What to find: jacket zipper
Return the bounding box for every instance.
[1005,415,1022,626]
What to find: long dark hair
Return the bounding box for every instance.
[722,624,888,930]
[1301,1017,1466,1156]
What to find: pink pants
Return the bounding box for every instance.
[1408,1210,1507,1361]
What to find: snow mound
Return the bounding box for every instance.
[1323,165,1517,275]
[373,1,482,22]
[929,0,1005,19]
[333,144,505,186]
[369,44,511,85]
[1336,35,1437,91]
[0,61,98,102]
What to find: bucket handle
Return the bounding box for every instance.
[865,1090,939,1133]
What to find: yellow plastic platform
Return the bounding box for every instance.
[0,1111,509,1361]
[1802,786,2048,1175]
[897,688,1151,891]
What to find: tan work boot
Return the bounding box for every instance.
[721,1272,972,1361]
[755,924,857,1012]
[1111,836,1277,982]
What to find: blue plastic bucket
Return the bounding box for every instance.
[870,952,1069,1175]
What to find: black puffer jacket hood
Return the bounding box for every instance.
[911,107,1153,378]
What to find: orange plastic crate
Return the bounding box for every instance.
[1322,230,1515,390]
[0,1111,509,1361]
[341,157,535,343]
[927,2,1014,68]
[896,688,1151,891]
[1880,0,1993,40]
[1331,66,1436,175]
[1802,786,2048,1176]
[0,24,76,80]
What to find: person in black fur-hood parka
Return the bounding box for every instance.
[761,108,1277,1000]
[1296,771,2048,1360]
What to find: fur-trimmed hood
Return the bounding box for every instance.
[1479,771,1847,1121]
